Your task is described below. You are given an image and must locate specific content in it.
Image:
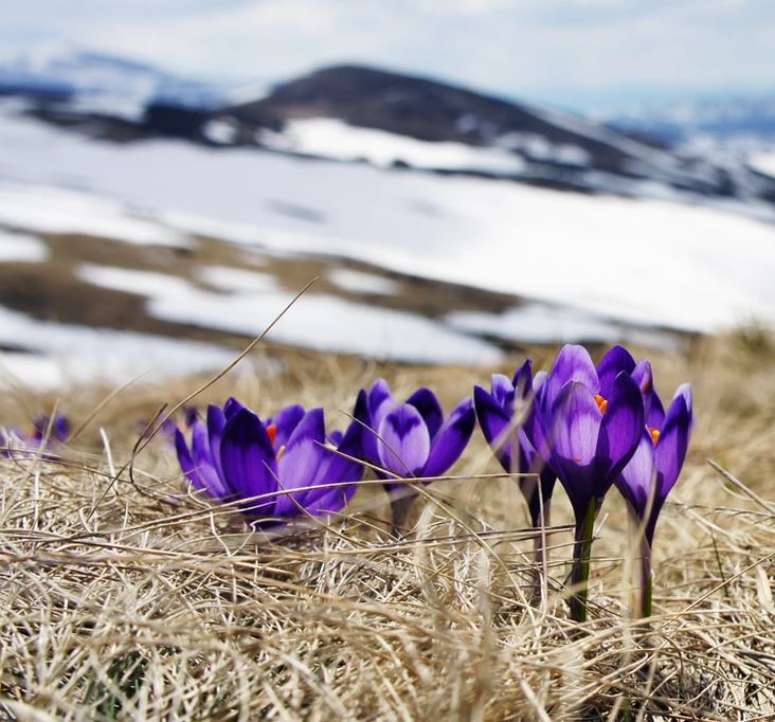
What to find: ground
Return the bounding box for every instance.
[1,329,774,721]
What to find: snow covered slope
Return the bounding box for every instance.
[1,109,774,340]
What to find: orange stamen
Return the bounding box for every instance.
[649,427,661,445]
[594,393,608,414]
[266,423,278,445]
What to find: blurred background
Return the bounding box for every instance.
[2,0,775,389]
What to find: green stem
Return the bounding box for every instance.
[628,507,653,620]
[569,498,600,623]
[639,534,653,619]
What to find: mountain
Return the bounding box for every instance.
[3,52,775,210]
[610,92,775,150]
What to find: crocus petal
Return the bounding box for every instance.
[377,403,431,477]
[175,429,207,494]
[423,397,476,477]
[220,409,277,514]
[362,378,395,465]
[367,378,393,418]
[551,382,602,467]
[597,371,645,482]
[274,408,327,517]
[223,397,245,419]
[490,374,516,410]
[512,359,533,399]
[597,345,636,398]
[548,343,599,399]
[327,430,344,446]
[615,430,657,518]
[272,404,305,448]
[191,419,230,498]
[406,387,444,440]
[548,381,603,513]
[33,414,70,443]
[207,404,227,481]
[304,389,369,515]
[474,385,514,472]
[632,360,665,429]
[654,384,693,499]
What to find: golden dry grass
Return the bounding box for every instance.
[1,329,774,721]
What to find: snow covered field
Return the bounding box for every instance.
[1,107,775,385]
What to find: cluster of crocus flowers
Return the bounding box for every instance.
[1,413,71,457]
[475,345,693,620]
[174,396,367,524]
[170,343,692,622]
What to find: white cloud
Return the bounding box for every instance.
[2,0,774,105]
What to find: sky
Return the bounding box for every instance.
[2,0,775,113]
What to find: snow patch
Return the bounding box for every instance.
[0,183,188,247]
[0,304,239,390]
[150,286,502,366]
[327,268,400,296]
[77,264,190,296]
[748,152,775,178]
[0,230,48,262]
[262,118,528,175]
[198,265,279,293]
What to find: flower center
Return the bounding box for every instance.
[276,445,286,461]
[266,423,278,444]
[649,427,661,445]
[594,393,608,414]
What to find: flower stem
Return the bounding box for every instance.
[627,508,653,620]
[569,498,599,623]
[638,534,653,619]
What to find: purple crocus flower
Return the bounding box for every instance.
[534,345,645,621]
[474,359,557,529]
[361,379,476,531]
[2,413,70,457]
[537,345,645,520]
[174,394,367,524]
[616,382,693,617]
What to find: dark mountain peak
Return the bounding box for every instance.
[233,63,571,147]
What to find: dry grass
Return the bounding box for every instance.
[1,330,775,721]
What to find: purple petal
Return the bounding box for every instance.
[224,397,245,419]
[191,419,230,497]
[632,360,665,429]
[271,403,305,448]
[615,430,656,518]
[207,404,226,481]
[543,344,599,412]
[597,371,644,481]
[304,389,368,515]
[367,378,393,418]
[274,408,327,517]
[220,409,277,514]
[33,414,70,443]
[474,385,514,472]
[512,359,533,399]
[551,382,602,468]
[654,384,693,500]
[548,381,603,513]
[362,378,395,465]
[327,429,344,446]
[407,387,444,440]
[175,429,207,494]
[597,345,636,398]
[423,397,476,477]
[183,406,199,427]
[490,374,516,410]
[377,403,431,477]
